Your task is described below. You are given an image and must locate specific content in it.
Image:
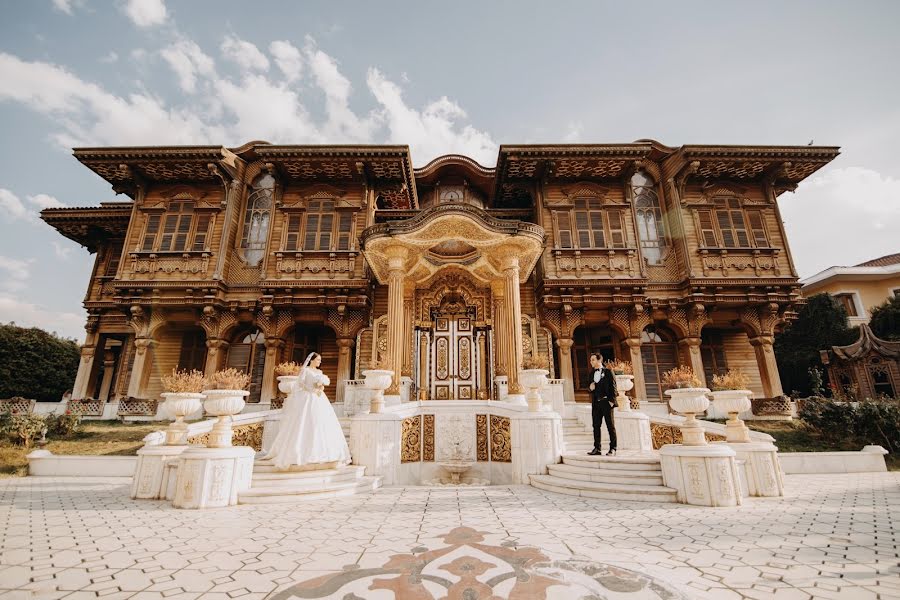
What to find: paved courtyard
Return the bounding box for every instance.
[1,473,898,600]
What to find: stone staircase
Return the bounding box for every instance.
[239,460,380,504]
[561,417,607,454]
[530,454,677,502]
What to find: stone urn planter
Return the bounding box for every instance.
[362,369,393,414]
[614,374,635,412]
[202,389,250,447]
[161,392,205,445]
[664,387,711,446]
[709,389,753,443]
[277,375,298,395]
[520,369,549,413]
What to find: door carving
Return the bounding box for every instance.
[431,316,476,399]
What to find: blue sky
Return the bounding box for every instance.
[1,0,898,340]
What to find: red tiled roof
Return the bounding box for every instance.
[854,253,900,268]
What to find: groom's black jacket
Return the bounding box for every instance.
[590,367,617,406]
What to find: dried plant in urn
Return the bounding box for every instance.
[711,369,750,392]
[161,368,208,394]
[211,368,251,391]
[522,354,550,371]
[662,365,702,389]
[606,359,633,375]
[368,356,393,372]
[275,361,301,377]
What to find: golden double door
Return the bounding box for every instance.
[430,316,476,400]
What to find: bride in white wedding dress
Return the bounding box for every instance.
[263,352,351,470]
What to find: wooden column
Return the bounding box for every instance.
[418,330,430,400]
[402,285,415,376]
[97,350,116,402]
[204,339,228,377]
[750,335,784,397]
[555,338,576,403]
[502,254,524,394]
[491,279,507,378]
[625,337,647,401]
[72,342,97,400]
[260,338,283,404]
[127,338,154,398]
[476,330,488,399]
[678,337,706,387]
[385,246,408,395]
[336,338,355,404]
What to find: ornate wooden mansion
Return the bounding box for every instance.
[43,140,839,414]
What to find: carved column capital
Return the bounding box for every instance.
[624,337,642,349]
[336,338,356,350]
[555,338,575,354]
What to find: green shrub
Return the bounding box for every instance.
[9,414,47,447]
[800,397,899,453]
[0,323,80,402]
[45,412,81,437]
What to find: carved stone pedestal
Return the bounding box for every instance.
[659,444,743,507]
[172,446,254,509]
[130,444,189,500]
[510,412,563,484]
[613,409,653,453]
[721,441,784,497]
[349,412,402,485]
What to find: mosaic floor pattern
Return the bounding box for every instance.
[0,473,898,599]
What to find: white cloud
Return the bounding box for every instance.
[122,0,167,28]
[269,40,303,82]
[0,295,85,340]
[0,39,498,164]
[27,193,66,210]
[781,166,900,278]
[52,0,74,14]
[0,189,31,221]
[0,256,33,292]
[563,121,583,143]
[161,40,215,93]
[221,35,269,72]
[367,68,498,165]
[52,241,72,260]
[100,51,119,64]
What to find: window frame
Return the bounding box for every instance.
[696,196,772,250]
[552,196,628,250]
[631,170,669,265]
[279,199,358,253]
[833,291,863,318]
[137,202,215,254]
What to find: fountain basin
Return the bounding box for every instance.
[438,460,474,484]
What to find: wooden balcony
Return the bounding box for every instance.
[548,247,641,279]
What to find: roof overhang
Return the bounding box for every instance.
[801,263,900,290]
[40,203,133,252]
[361,203,545,286]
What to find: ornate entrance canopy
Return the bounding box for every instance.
[360,204,544,285]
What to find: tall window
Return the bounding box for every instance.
[572,326,616,391]
[632,171,667,265]
[554,197,626,249]
[241,174,275,266]
[283,201,356,252]
[640,326,678,401]
[697,197,769,249]
[139,202,212,253]
[177,330,207,372]
[700,329,728,384]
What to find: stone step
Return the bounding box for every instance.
[529,474,677,502]
[254,459,350,473]
[238,477,381,504]
[548,463,664,486]
[251,466,366,487]
[561,454,661,471]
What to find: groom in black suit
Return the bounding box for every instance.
[588,353,617,456]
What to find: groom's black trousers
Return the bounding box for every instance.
[592,399,617,451]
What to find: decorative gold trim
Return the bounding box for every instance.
[489,415,511,462]
[423,414,435,462]
[476,414,488,461]
[650,423,725,449]
[401,415,422,463]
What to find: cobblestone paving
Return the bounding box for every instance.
[0,473,898,599]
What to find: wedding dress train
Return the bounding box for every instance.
[263,367,351,470]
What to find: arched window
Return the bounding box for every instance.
[225,328,266,403]
[241,174,275,266]
[632,171,667,265]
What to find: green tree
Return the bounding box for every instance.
[869,295,900,341]
[774,294,858,397]
[0,323,80,402]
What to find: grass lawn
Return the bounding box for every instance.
[743,420,899,471]
[0,420,166,478]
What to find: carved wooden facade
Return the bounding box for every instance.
[43,140,838,405]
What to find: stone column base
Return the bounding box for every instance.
[659,444,743,507]
[613,409,653,453]
[504,394,526,407]
[721,441,784,497]
[131,445,190,500]
[349,412,402,485]
[510,412,563,484]
[172,446,255,509]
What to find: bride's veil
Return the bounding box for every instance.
[299,352,319,375]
